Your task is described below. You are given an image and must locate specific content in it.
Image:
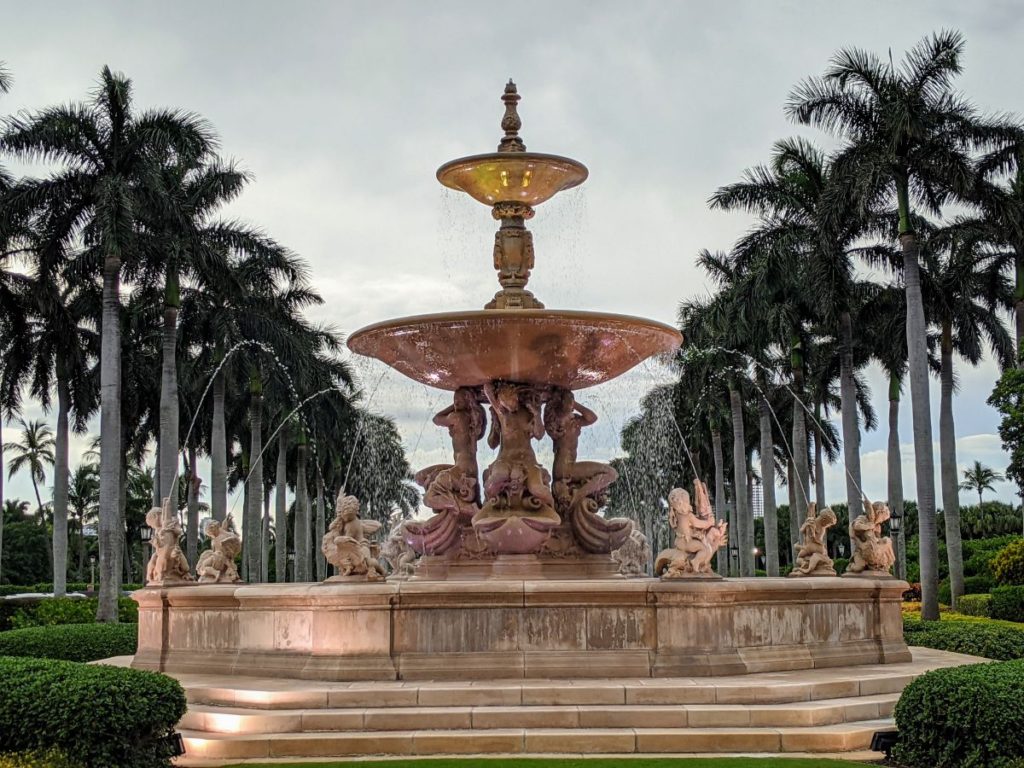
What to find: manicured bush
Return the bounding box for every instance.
[832,557,848,575]
[994,538,1024,585]
[957,593,993,617]
[0,656,186,768]
[903,617,1024,660]
[7,597,137,630]
[0,750,80,768]
[940,574,997,605]
[991,585,1024,623]
[0,623,137,662]
[894,658,1024,768]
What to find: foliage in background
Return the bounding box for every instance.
[991,585,1024,623]
[903,616,1024,660]
[0,623,136,662]
[0,597,136,631]
[989,363,1024,501]
[993,537,1024,585]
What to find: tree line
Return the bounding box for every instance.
[0,64,418,618]
[610,31,1024,620]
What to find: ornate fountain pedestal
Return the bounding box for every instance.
[133,576,909,682]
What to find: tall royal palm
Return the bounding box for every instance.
[3,66,214,619]
[960,461,1004,508]
[788,32,1018,619]
[922,229,1014,605]
[6,419,55,533]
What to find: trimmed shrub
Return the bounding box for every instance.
[894,658,1024,768]
[957,593,993,617]
[0,656,186,768]
[0,750,81,768]
[994,537,1024,585]
[832,557,848,575]
[991,585,1024,623]
[0,623,137,662]
[903,617,1024,660]
[7,597,137,630]
[940,575,995,606]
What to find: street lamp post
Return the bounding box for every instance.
[88,555,96,593]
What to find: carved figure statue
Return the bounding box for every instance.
[321,492,385,581]
[654,480,728,578]
[196,514,242,583]
[472,381,560,553]
[612,529,649,577]
[145,496,193,586]
[790,503,837,577]
[380,521,418,577]
[847,499,896,575]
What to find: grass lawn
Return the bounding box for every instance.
[226,759,878,767]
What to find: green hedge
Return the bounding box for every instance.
[0,750,80,768]
[994,538,1024,586]
[958,594,993,617]
[903,617,1024,660]
[0,656,185,768]
[894,659,1024,768]
[991,585,1024,623]
[938,574,995,606]
[0,624,137,662]
[1,597,137,631]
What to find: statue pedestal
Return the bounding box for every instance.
[133,576,910,681]
[411,553,622,581]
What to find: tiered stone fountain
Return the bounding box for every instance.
[349,80,680,579]
[134,82,909,681]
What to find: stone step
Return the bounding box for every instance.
[181,693,898,734]
[177,720,895,762]
[181,670,919,710]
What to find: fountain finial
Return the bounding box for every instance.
[498,79,526,153]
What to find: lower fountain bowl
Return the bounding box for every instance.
[347,309,683,390]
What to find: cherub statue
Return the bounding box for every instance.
[612,528,650,577]
[654,479,728,578]
[196,514,242,583]
[321,492,386,581]
[380,521,418,578]
[144,496,193,586]
[790,502,837,577]
[847,499,896,575]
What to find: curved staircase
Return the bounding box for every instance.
[158,647,982,765]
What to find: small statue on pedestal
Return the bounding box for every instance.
[144,496,193,586]
[846,499,896,576]
[381,521,418,578]
[612,528,649,577]
[790,503,837,577]
[654,480,728,578]
[196,514,242,583]
[321,492,386,581]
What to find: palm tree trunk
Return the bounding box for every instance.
[757,386,779,576]
[275,432,288,583]
[240,479,249,582]
[712,426,727,575]
[186,444,199,568]
[729,384,752,577]
[939,320,964,607]
[53,369,71,596]
[1015,247,1024,364]
[77,513,86,580]
[790,338,810,516]
[887,373,907,581]
[315,473,326,581]
[900,217,939,620]
[246,373,264,582]
[151,444,161,507]
[262,486,271,582]
[295,441,309,581]
[838,310,863,523]
[813,401,827,511]
[158,269,180,507]
[787,460,799,554]
[119,459,131,584]
[210,369,227,522]
[97,255,122,622]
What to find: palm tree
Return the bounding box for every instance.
[922,229,1014,606]
[3,66,215,620]
[960,461,1004,508]
[5,419,56,523]
[68,462,99,579]
[788,32,1019,619]
[710,137,886,522]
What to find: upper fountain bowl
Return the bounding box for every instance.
[437,152,588,208]
[348,309,682,391]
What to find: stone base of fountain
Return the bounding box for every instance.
[411,553,623,580]
[132,577,909,682]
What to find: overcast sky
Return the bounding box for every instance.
[3,0,1023,512]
